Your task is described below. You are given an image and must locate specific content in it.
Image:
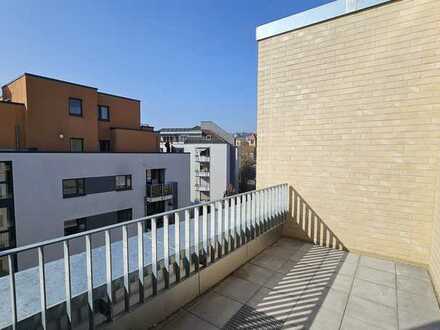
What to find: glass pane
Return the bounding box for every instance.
[63,179,77,195]
[0,208,9,231]
[77,179,85,194]
[70,139,84,152]
[0,231,10,249]
[0,163,9,182]
[69,99,82,115]
[115,175,126,188]
[99,106,109,120]
[0,183,8,199]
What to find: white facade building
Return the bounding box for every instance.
[0,152,190,270]
[160,121,239,203]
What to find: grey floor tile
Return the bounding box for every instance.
[336,260,358,276]
[264,246,298,260]
[345,296,398,330]
[396,263,430,282]
[397,289,440,313]
[397,275,437,297]
[356,265,396,288]
[300,285,349,314]
[158,310,218,330]
[306,306,344,330]
[360,256,395,273]
[187,291,243,328]
[278,258,323,276]
[263,270,310,296]
[234,263,275,286]
[214,275,261,304]
[340,315,389,330]
[351,278,397,308]
[251,251,289,271]
[223,304,284,330]
[399,306,440,330]
[247,286,298,322]
[312,272,354,293]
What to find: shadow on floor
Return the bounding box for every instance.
[225,240,350,329]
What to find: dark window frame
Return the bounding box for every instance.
[70,138,84,152]
[98,105,110,121]
[99,140,111,152]
[115,175,132,191]
[68,98,83,117]
[63,178,86,198]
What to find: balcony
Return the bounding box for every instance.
[195,155,210,163]
[0,184,439,330]
[195,183,210,191]
[145,183,175,202]
[195,170,210,177]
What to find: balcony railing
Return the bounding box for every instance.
[195,170,210,177]
[195,183,210,191]
[195,155,210,162]
[0,184,288,330]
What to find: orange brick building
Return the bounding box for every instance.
[0,73,159,152]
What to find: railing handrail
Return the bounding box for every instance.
[0,184,287,258]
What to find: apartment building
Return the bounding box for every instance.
[160,121,239,202]
[0,73,160,152]
[0,74,191,272]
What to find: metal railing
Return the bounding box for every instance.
[0,184,289,330]
[146,183,174,198]
[195,170,210,177]
[195,155,210,162]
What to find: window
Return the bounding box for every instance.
[69,98,83,116]
[115,175,132,191]
[70,138,84,152]
[63,178,85,198]
[0,162,12,200]
[99,140,111,152]
[98,105,110,121]
[117,209,133,223]
[64,218,87,236]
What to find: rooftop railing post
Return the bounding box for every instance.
[184,210,191,277]
[122,225,130,311]
[217,201,223,258]
[104,230,113,321]
[252,192,256,239]
[193,207,200,272]
[163,215,170,288]
[85,235,95,330]
[38,247,48,330]
[236,195,241,247]
[224,199,229,254]
[151,218,158,295]
[63,241,73,328]
[202,205,208,266]
[137,221,145,301]
[210,203,216,263]
[8,255,17,330]
[174,212,181,282]
[230,197,235,250]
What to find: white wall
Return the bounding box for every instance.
[0,152,191,267]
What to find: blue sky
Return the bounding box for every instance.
[0,0,333,132]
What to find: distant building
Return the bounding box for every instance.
[160,121,239,202]
[0,73,191,272]
[235,133,257,192]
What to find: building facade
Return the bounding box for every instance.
[160,121,239,202]
[0,74,191,272]
[256,0,440,296]
[0,73,159,153]
[0,152,190,272]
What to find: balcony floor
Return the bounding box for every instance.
[156,238,440,330]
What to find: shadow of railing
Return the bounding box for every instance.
[287,186,347,251]
[225,239,353,329]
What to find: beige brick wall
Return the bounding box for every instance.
[257,0,440,274]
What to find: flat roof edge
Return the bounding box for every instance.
[256,0,394,41]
